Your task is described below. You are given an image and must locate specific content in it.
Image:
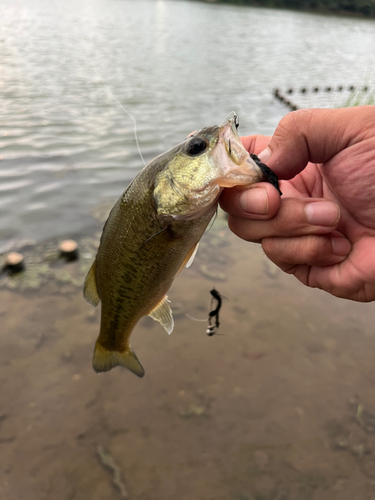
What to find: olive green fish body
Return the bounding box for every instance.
[95,172,215,353]
[84,115,270,376]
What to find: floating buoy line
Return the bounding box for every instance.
[273,85,371,111]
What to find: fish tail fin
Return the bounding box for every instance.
[92,342,145,377]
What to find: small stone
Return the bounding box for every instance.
[62,351,73,361]
[351,443,371,458]
[335,438,348,449]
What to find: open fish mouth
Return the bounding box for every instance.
[212,115,264,188]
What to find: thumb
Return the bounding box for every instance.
[258,107,371,180]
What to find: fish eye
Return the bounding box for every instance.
[186,137,208,156]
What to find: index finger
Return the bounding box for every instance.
[240,135,271,155]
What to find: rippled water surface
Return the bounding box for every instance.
[0,0,375,250]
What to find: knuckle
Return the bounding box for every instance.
[261,237,280,257]
[276,109,314,139]
[304,238,321,261]
[276,199,308,234]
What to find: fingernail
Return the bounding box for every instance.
[239,188,269,215]
[331,236,351,256]
[258,147,271,164]
[305,202,340,226]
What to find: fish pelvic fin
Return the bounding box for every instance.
[93,342,145,377]
[84,260,100,306]
[149,295,174,335]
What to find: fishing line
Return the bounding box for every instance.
[185,313,207,322]
[109,92,146,167]
[96,72,147,167]
[205,208,218,234]
[219,111,237,127]
[50,86,147,169]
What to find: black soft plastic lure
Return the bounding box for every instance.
[250,153,282,196]
[206,288,224,336]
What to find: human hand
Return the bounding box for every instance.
[220,106,375,302]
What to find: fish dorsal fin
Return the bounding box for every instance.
[149,296,174,335]
[186,242,199,268]
[93,341,145,377]
[83,260,100,306]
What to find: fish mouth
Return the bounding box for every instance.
[213,115,264,188]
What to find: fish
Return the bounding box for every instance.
[84,113,280,377]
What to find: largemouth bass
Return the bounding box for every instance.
[84,114,280,376]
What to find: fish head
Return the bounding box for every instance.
[153,113,265,221]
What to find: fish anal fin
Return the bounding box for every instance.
[93,342,145,377]
[149,296,174,335]
[84,260,100,306]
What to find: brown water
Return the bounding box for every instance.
[2,217,375,500]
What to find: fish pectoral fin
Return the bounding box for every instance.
[174,242,199,279]
[84,260,100,306]
[149,296,174,335]
[186,242,199,268]
[93,342,145,377]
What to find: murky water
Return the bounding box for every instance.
[1,1,375,499]
[1,0,375,251]
[2,218,375,500]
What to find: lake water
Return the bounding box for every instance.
[2,2,375,500]
[0,0,375,251]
